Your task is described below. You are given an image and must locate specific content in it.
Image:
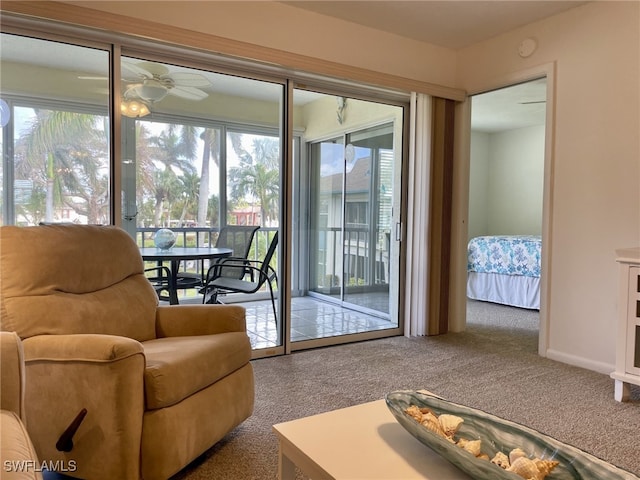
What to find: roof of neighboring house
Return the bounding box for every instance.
[319,156,371,195]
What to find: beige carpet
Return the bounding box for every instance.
[173,300,640,479]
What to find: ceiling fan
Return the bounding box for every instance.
[79,61,210,116]
[121,61,210,103]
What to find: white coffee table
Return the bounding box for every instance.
[272,399,472,479]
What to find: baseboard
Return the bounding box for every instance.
[545,349,614,375]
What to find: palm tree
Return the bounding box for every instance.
[15,109,109,224]
[228,135,280,226]
[147,124,198,226]
[198,128,220,227]
[176,170,200,225]
[134,121,156,224]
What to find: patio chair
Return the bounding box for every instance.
[202,231,279,321]
[175,225,260,298]
[145,264,174,303]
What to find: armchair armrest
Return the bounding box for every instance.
[0,331,25,418]
[155,304,247,337]
[20,334,146,480]
[22,334,143,362]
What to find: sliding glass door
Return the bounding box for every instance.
[295,91,404,344]
[309,124,397,313]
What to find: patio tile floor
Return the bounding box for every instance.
[175,293,396,349]
[245,296,396,349]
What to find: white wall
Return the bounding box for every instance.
[468,131,490,239]
[469,126,544,240]
[490,126,545,235]
[458,1,640,373]
[64,0,458,88]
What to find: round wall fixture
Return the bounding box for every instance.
[518,38,537,58]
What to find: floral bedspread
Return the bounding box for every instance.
[467,235,541,278]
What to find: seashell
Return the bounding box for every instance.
[491,451,510,469]
[533,458,560,479]
[456,437,470,447]
[460,438,482,457]
[405,405,423,422]
[420,412,446,438]
[438,414,464,438]
[506,457,539,479]
[509,447,527,464]
[456,438,471,450]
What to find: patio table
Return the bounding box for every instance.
[140,246,233,305]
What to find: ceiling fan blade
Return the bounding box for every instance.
[78,75,108,81]
[162,72,211,88]
[168,86,209,101]
[121,61,153,80]
[135,61,170,77]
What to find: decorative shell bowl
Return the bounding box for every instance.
[385,391,639,480]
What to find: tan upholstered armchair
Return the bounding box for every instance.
[0,225,255,480]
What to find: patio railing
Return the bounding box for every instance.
[137,227,278,296]
[314,226,390,290]
[137,226,389,299]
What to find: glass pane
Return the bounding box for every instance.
[309,137,344,301]
[130,120,221,233]
[226,131,279,228]
[343,124,395,312]
[119,57,284,347]
[1,33,110,225]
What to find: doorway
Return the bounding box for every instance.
[467,78,547,332]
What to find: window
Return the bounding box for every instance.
[1,34,111,225]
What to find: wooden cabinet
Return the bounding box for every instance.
[611,247,640,401]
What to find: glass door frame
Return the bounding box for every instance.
[290,86,407,351]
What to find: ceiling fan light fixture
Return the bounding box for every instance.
[134,80,169,102]
[121,98,150,118]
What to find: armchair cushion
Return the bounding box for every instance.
[1,411,41,480]
[1,331,42,480]
[0,225,158,342]
[143,333,251,410]
[0,332,25,417]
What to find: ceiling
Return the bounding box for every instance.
[279,1,579,131]
[281,1,587,49]
[471,78,547,133]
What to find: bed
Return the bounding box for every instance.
[466,235,541,310]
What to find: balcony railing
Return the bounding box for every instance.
[314,226,390,291]
[137,225,388,301]
[137,227,278,296]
